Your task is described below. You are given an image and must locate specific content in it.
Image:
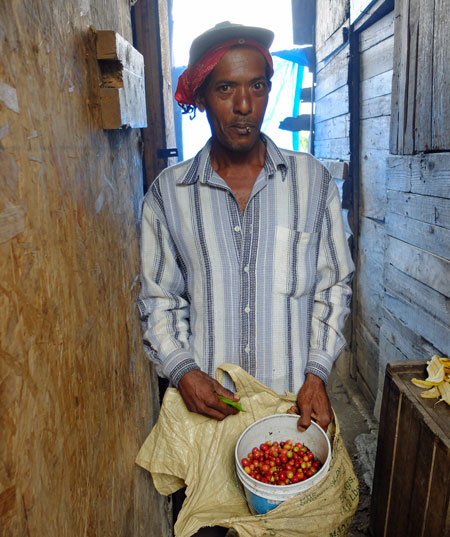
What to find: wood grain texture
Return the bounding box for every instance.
[359,148,389,220]
[380,307,440,362]
[360,84,392,119]
[316,20,349,68]
[389,0,409,154]
[385,236,450,298]
[315,85,349,123]
[384,290,450,356]
[360,35,394,81]
[315,0,349,50]
[356,217,385,337]
[370,364,400,537]
[359,10,394,52]
[415,0,434,151]
[432,0,450,149]
[315,113,350,140]
[371,363,450,536]
[386,153,450,198]
[387,190,450,229]
[360,116,391,150]
[390,0,450,153]
[314,137,351,160]
[384,263,450,324]
[355,323,379,399]
[0,1,167,536]
[315,45,350,101]
[96,31,147,129]
[133,0,176,188]
[386,212,450,260]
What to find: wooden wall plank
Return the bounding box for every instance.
[134,0,176,186]
[359,10,394,52]
[384,263,450,324]
[356,217,385,339]
[379,334,408,362]
[316,20,349,67]
[359,148,389,220]
[314,138,350,160]
[315,0,349,50]
[403,0,419,155]
[384,290,450,355]
[315,85,349,123]
[415,0,435,151]
[386,154,450,198]
[360,35,394,80]
[360,90,392,119]
[360,115,391,150]
[380,307,440,361]
[389,0,409,154]
[387,190,450,230]
[432,0,450,149]
[386,212,450,259]
[315,45,350,101]
[315,113,350,140]
[385,236,450,298]
[355,323,379,399]
[361,68,393,99]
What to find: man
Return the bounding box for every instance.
[138,22,354,536]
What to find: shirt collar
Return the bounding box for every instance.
[177,134,288,185]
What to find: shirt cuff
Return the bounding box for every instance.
[161,348,200,387]
[305,349,335,385]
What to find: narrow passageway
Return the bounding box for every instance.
[2,0,449,536]
[328,372,377,537]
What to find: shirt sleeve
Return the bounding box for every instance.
[305,178,355,384]
[137,189,200,387]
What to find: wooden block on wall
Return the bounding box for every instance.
[96,30,147,130]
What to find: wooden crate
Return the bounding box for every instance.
[370,361,450,537]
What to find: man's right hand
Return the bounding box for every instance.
[177,370,240,420]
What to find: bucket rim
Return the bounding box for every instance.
[235,413,331,490]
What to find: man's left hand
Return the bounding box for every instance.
[287,373,333,432]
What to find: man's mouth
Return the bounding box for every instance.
[231,123,257,135]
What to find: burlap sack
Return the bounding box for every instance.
[136,363,359,537]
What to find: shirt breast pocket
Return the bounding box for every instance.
[274,226,320,298]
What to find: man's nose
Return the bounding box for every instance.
[233,87,252,115]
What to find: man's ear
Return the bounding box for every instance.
[195,93,206,113]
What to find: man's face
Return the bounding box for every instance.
[195,46,271,153]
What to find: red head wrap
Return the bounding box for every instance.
[174,37,274,106]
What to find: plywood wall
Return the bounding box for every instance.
[0,1,168,535]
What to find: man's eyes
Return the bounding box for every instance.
[215,81,267,93]
[253,81,267,90]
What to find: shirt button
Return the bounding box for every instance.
[244,265,249,273]
[244,306,251,313]
[234,225,241,232]
[245,345,250,353]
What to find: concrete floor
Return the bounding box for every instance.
[328,371,378,537]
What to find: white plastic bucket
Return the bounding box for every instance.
[235,414,331,515]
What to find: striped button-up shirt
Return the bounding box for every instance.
[138,135,354,395]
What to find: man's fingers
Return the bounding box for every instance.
[213,381,240,401]
[297,403,312,431]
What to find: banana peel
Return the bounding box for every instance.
[411,355,450,406]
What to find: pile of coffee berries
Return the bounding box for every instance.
[240,440,323,485]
